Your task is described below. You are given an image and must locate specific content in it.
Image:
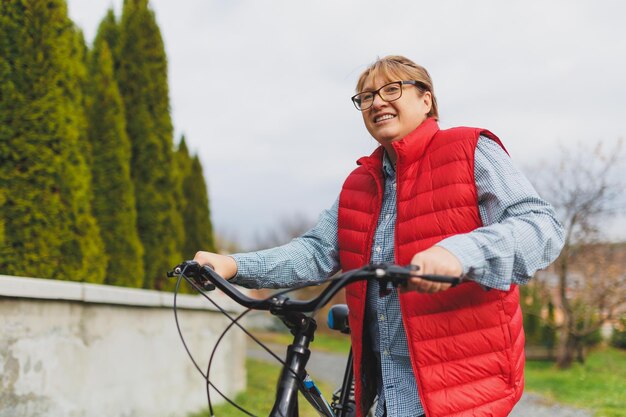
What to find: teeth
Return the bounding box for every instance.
[375,114,395,122]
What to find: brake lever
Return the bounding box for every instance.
[376,264,411,296]
[167,261,216,291]
[377,264,463,294]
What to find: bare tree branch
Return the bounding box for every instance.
[529,138,625,368]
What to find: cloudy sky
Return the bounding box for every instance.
[67,0,625,248]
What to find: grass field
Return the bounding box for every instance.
[524,347,626,417]
[189,332,625,417]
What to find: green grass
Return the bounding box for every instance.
[189,359,335,417]
[524,347,626,417]
[191,333,625,417]
[253,330,351,355]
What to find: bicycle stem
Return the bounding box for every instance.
[270,314,317,417]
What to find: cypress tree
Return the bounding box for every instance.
[86,26,144,287]
[0,0,105,282]
[94,9,120,74]
[0,181,5,258]
[176,138,216,258]
[117,0,183,289]
[63,23,107,284]
[187,155,217,254]
[172,136,187,254]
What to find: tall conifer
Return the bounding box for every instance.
[185,156,217,256]
[0,0,105,282]
[95,9,120,74]
[117,0,183,289]
[172,136,187,255]
[86,24,144,287]
[176,138,216,259]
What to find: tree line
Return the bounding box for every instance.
[0,0,216,290]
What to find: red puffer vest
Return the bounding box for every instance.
[338,118,525,417]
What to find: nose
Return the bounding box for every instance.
[371,92,387,109]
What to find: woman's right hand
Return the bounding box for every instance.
[193,251,238,280]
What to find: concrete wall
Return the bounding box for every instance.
[0,275,247,417]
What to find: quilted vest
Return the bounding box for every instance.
[338,118,525,417]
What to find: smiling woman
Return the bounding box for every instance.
[355,57,438,117]
[192,55,565,417]
[353,57,438,160]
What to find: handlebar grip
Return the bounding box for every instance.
[416,274,462,286]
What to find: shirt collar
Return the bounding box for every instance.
[382,151,396,179]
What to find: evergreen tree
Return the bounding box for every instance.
[176,138,216,259]
[186,155,217,254]
[86,29,144,287]
[94,9,120,74]
[0,184,6,258]
[117,0,183,289]
[0,0,105,282]
[172,136,187,254]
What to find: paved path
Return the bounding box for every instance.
[247,343,594,417]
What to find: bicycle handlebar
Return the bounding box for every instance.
[168,261,463,313]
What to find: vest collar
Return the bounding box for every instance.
[392,117,440,163]
[357,117,440,171]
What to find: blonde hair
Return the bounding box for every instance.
[356,55,439,120]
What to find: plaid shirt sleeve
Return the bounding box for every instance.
[230,199,341,289]
[436,136,565,290]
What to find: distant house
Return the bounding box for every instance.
[533,241,626,336]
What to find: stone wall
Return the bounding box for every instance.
[0,275,246,417]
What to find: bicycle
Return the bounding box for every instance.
[168,261,462,417]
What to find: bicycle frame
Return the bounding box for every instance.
[257,301,352,416]
[268,311,338,417]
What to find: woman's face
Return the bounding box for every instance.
[360,76,432,147]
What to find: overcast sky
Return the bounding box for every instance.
[67,0,625,248]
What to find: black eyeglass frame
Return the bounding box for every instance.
[351,80,426,111]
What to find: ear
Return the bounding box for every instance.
[421,91,433,114]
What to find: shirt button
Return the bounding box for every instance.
[379,314,385,321]
[392,182,396,189]
[385,214,390,220]
[383,350,390,356]
[375,246,381,253]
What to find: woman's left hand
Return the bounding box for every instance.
[402,246,463,293]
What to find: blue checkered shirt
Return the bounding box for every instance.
[231,137,564,417]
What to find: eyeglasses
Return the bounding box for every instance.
[351,80,423,111]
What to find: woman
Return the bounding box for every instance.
[194,55,564,417]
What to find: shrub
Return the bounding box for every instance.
[610,316,626,350]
